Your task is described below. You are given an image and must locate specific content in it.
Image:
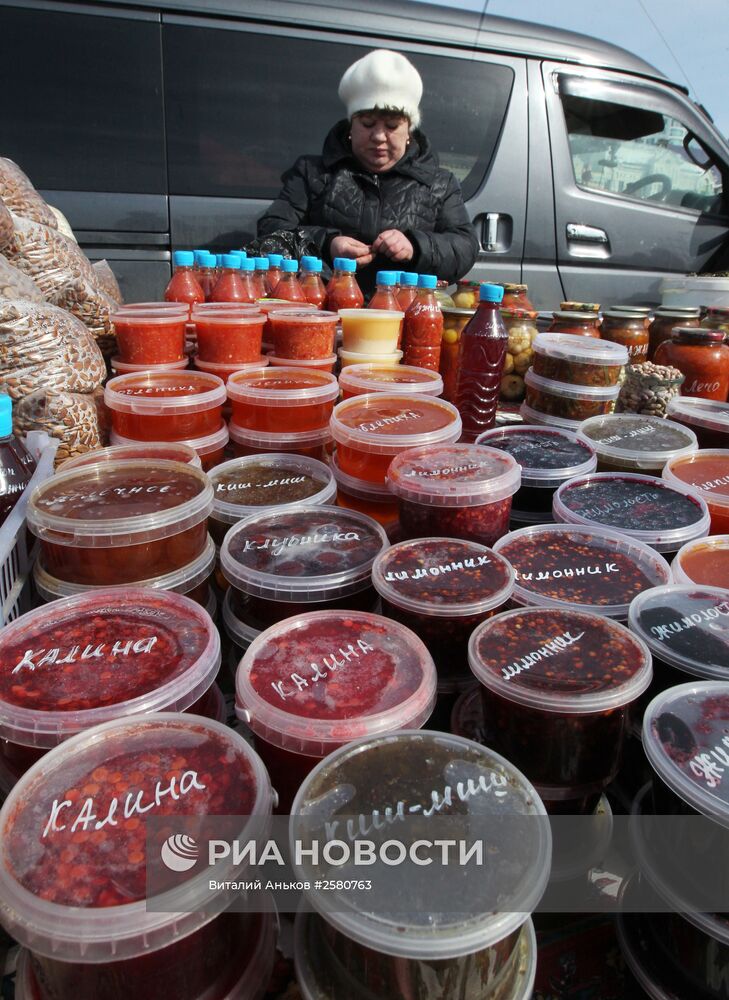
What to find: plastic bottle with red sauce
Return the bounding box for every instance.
[209,254,249,303]
[196,253,218,301]
[397,271,419,312]
[0,395,36,527]
[326,257,364,310]
[164,251,204,310]
[249,257,267,300]
[272,258,307,303]
[265,254,283,295]
[300,257,327,309]
[402,273,444,371]
[455,282,508,441]
[368,271,400,310]
[239,257,259,302]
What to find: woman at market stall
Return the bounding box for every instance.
[257,48,479,296]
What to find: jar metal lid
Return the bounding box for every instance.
[654,306,701,317]
[210,454,336,524]
[552,310,600,321]
[331,393,462,456]
[525,369,621,401]
[386,443,521,507]
[476,425,597,486]
[578,414,698,467]
[104,371,226,415]
[533,332,628,366]
[226,368,339,407]
[603,309,649,320]
[671,326,726,343]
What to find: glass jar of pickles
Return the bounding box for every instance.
[452,280,481,310]
[601,310,649,364]
[702,307,729,334]
[648,307,701,360]
[501,309,538,402]
[440,306,474,402]
[501,283,534,311]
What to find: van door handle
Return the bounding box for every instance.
[485,212,500,251]
[567,223,608,243]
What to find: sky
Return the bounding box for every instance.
[413,0,729,137]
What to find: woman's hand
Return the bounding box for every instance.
[371,229,414,262]
[330,235,373,266]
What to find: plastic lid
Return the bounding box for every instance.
[281,258,298,272]
[266,353,337,370]
[173,251,194,266]
[111,309,189,327]
[338,308,403,323]
[338,362,443,397]
[111,357,190,375]
[110,423,228,458]
[339,348,404,364]
[191,301,260,313]
[480,282,504,303]
[525,368,621,401]
[493,523,672,619]
[226,367,338,407]
[193,357,268,376]
[532,332,628,366]
[210,454,336,524]
[104,371,226,416]
[236,610,436,753]
[400,271,418,286]
[671,326,726,343]
[266,308,338,326]
[117,301,188,313]
[578,414,698,468]
[554,472,711,553]
[666,396,729,434]
[520,402,583,432]
[470,607,651,714]
[27,459,213,548]
[222,588,261,651]
[60,441,202,471]
[331,393,462,456]
[256,298,317,315]
[220,505,388,600]
[0,588,220,747]
[334,257,357,272]
[267,254,283,266]
[254,257,269,269]
[643,681,729,827]
[672,534,729,587]
[329,454,394,502]
[0,715,272,960]
[221,254,241,268]
[290,730,550,959]
[227,421,333,451]
[372,537,515,618]
[191,311,264,327]
[663,449,729,512]
[417,273,437,289]
[386,443,520,507]
[476,425,597,487]
[375,271,397,285]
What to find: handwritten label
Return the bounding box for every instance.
[685,380,721,394]
[215,476,307,494]
[13,636,158,674]
[573,492,661,519]
[517,562,619,582]
[120,384,202,396]
[689,735,729,789]
[384,555,491,582]
[404,463,481,479]
[356,410,419,433]
[501,630,585,681]
[697,475,729,492]
[649,601,729,643]
[49,484,173,505]
[242,531,360,557]
[271,639,374,700]
[600,425,654,446]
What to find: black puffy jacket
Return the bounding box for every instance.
[257,120,479,295]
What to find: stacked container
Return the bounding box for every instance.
[111,302,189,372]
[266,308,339,370]
[338,308,404,366]
[192,302,266,382]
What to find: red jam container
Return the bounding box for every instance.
[236,609,437,811]
[493,523,672,620]
[193,309,265,365]
[386,443,520,546]
[227,368,339,433]
[109,425,228,472]
[104,370,227,442]
[666,396,729,450]
[60,440,202,470]
[228,422,333,462]
[266,352,337,372]
[338,361,444,399]
[220,505,388,630]
[673,534,729,586]
[330,454,400,526]
[0,714,273,1000]
[112,308,188,365]
[664,449,729,535]
[267,308,339,359]
[117,301,189,314]
[331,393,462,485]
[111,356,189,375]
[27,459,213,585]
[372,537,515,693]
[470,606,652,812]
[0,587,221,789]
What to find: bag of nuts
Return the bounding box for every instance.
[0,196,12,251]
[4,214,95,299]
[92,259,123,304]
[0,255,43,302]
[616,362,685,417]
[13,388,103,466]
[49,277,118,360]
[0,158,58,229]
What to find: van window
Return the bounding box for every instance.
[163,25,513,201]
[560,90,725,216]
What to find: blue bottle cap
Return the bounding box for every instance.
[240,258,255,271]
[0,395,12,437]
[307,260,323,273]
[216,255,225,267]
[267,254,284,267]
[281,259,299,272]
[399,271,418,286]
[417,274,438,289]
[300,256,317,268]
[255,257,269,270]
[376,271,398,286]
[193,250,209,265]
[222,254,241,268]
[480,282,504,303]
[336,258,357,272]
[173,251,194,267]
[201,253,217,267]
[229,250,247,259]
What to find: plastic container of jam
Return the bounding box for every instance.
[111,356,189,375]
[548,310,600,337]
[663,449,729,534]
[109,424,228,472]
[236,610,436,811]
[673,534,729,586]
[338,347,404,368]
[266,352,337,372]
[226,368,339,433]
[291,731,549,998]
[519,401,584,432]
[600,309,650,363]
[112,309,187,365]
[331,393,462,484]
[493,523,672,619]
[60,440,202,471]
[553,471,711,555]
[220,505,388,630]
[208,454,337,545]
[338,362,443,399]
[372,537,515,692]
[524,370,619,422]
[27,459,213,586]
[193,310,265,364]
[193,355,268,382]
[666,396,729,450]
[0,588,221,787]
[531,332,627,387]
[228,422,333,462]
[476,425,597,522]
[385,443,520,546]
[339,308,404,355]
[578,413,698,473]
[470,606,651,812]
[104,370,227,442]
[330,455,400,526]
[0,714,273,1000]
[267,308,338,360]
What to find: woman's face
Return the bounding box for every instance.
[350,112,410,173]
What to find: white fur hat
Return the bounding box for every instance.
[338,49,423,128]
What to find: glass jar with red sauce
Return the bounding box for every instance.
[60,441,202,471]
[220,505,388,630]
[386,443,520,546]
[470,606,651,813]
[228,422,333,463]
[702,306,729,334]
[0,588,221,790]
[330,456,400,527]
[112,308,188,366]
[548,311,601,337]
[531,333,627,388]
[599,310,650,364]
[104,371,227,442]
[663,449,729,534]
[27,459,213,585]
[372,537,515,692]
[236,610,436,811]
[578,413,698,473]
[109,424,228,473]
[192,309,265,365]
[0,714,273,1000]
[524,370,620,423]
[655,327,729,401]
[267,308,338,360]
[330,393,462,485]
[666,397,729,450]
[673,534,729,586]
[226,368,339,434]
[338,362,443,400]
[648,306,701,360]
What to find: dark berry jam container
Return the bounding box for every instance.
[371,537,515,693]
[553,472,711,555]
[236,610,436,811]
[476,425,597,522]
[493,523,672,620]
[291,731,550,1000]
[0,588,221,790]
[667,396,729,450]
[469,607,651,812]
[386,443,520,547]
[0,714,273,999]
[220,505,388,629]
[578,413,698,474]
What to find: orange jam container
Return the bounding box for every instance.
[226,368,339,433]
[672,535,729,586]
[663,449,729,534]
[112,308,188,365]
[338,362,444,400]
[104,370,227,442]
